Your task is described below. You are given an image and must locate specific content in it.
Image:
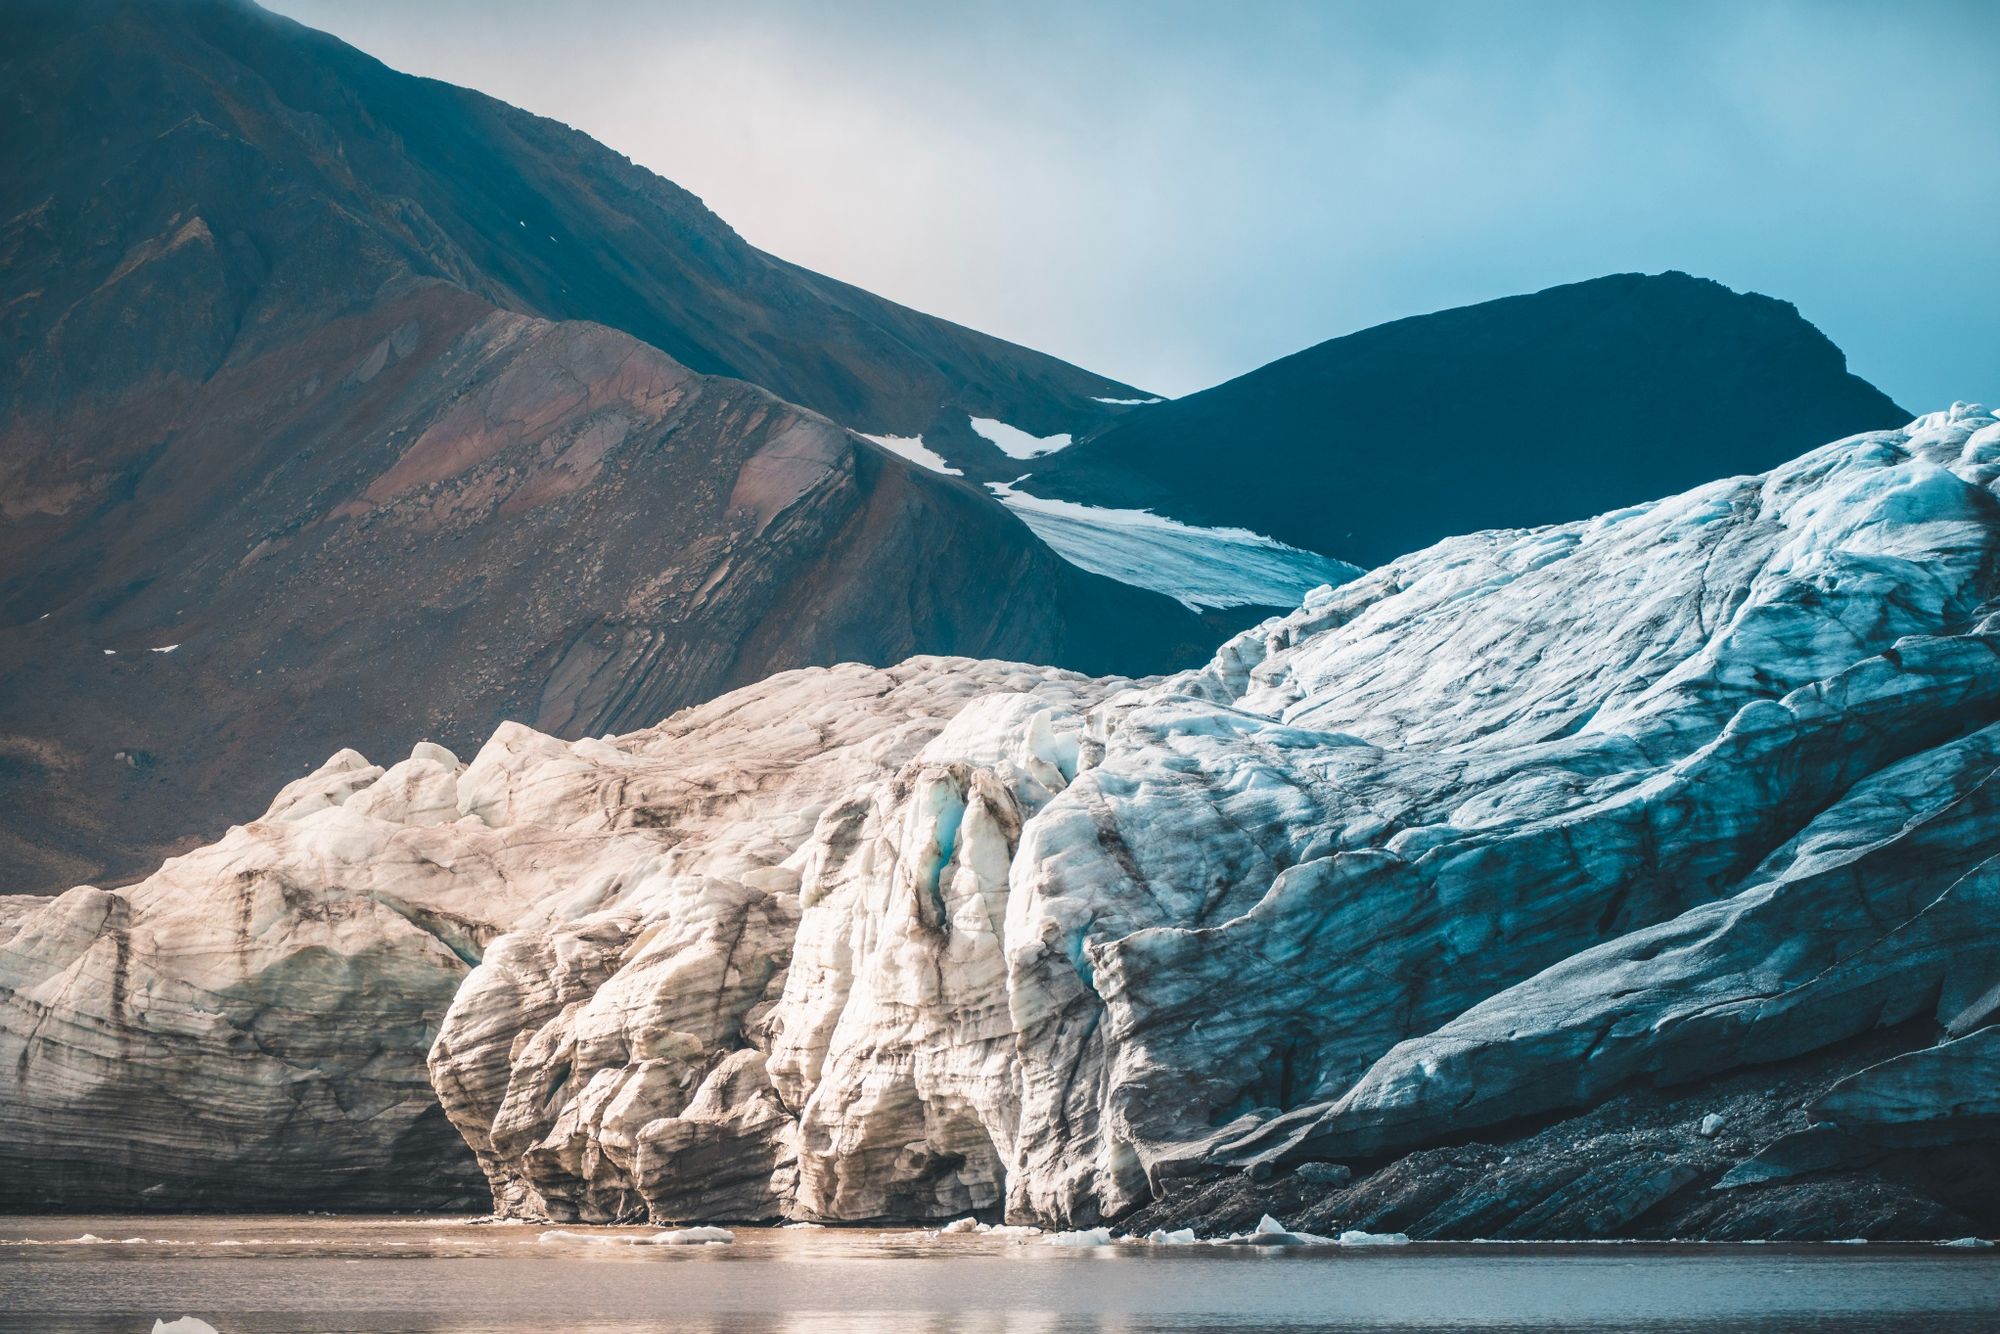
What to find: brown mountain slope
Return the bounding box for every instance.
[0,0,1217,893]
[0,0,1145,448]
[0,283,1216,893]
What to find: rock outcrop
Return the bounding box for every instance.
[4,406,1996,1234]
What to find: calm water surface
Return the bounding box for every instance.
[1,1215,1995,1333]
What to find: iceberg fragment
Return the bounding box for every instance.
[645,1226,735,1245]
[1043,1227,1115,1247]
[1144,1227,1200,1245]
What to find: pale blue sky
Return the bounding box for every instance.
[271,0,1998,413]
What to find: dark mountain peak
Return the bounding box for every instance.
[1267,270,1878,390]
[1,0,1144,441]
[1031,271,1908,566]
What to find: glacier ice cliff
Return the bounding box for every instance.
[3,405,1997,1235]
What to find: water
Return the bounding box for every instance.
[1,1216,1995,1333]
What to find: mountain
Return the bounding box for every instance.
[0,0,1227,895]
[1027,272,1911,566]
[0,0,1145,445]
[6,404,1994,1239]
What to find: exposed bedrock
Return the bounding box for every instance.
[3,406,1997,1231]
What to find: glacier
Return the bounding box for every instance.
[2,406,1997,1238]
[988,480,1362,611]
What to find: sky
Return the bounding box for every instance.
[268,0,1999,412]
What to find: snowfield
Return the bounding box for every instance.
[857,432,964,477]
[969,417,1072,459]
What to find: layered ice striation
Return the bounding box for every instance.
[3,407,1997,1230]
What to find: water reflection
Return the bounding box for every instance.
[1,1216,1994,1333]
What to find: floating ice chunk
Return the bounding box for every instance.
[152,1321,220,1334]
[151,644,180,654]
[970,417,1072,460]
[1338,1229,1411,1246]
[939,1217,983,1234]
[1261,1216,1335,1246]
[1043,1227,1114,1247]
[1944,1236,1995,1247]
[102,649,116,656]
[1144,1228,1200,1245]
[535,1229,611,1244]
[1213,1215,1336,1247]
[1089,396,1165,405]
[858,433,964,477]
[645,1226,735,1245]
[780,1221,824,1230]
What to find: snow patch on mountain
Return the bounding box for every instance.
[970,418,1072,459]
[858,433,964,477]
[989,481,1360,610]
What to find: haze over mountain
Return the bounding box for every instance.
[1030,273,1909,566]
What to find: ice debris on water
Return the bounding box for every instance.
[1044,1227,1114,1247]
[535,1229,618,1244]
[1144,1228,1200,1245]
[1338,1229,1411,1246]
[152,1321,220,1334]
[937,1217,1043,1237]
[1943,1237,1994,1248]
[536,1226,734,1246]
[646,1226,735,1245]
[1213,1215,1337,1247]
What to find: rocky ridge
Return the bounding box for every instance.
[3,405,1996,1236]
